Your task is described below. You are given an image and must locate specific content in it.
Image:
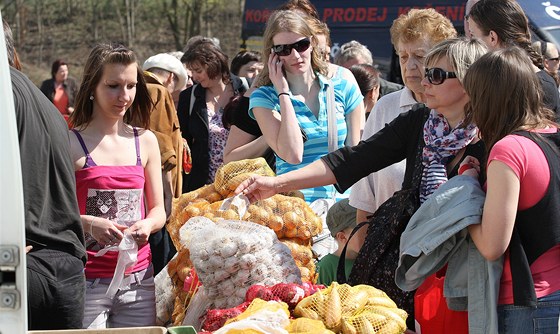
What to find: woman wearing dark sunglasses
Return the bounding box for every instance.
[236,38,488,332]
[247,9,364,204]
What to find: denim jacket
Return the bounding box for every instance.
[395,175,503,334]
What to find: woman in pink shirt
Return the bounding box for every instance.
[68,43,166,328]
[461,47,560,333]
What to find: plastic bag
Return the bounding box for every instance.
[214,299,291,334]
[94,231,138,297]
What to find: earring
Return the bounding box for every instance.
[89,95,94,101]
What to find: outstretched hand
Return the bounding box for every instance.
[234,175,280,203]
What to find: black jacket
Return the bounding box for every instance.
[39,77,79,112]
[177,75,246,192]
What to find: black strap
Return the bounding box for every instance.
[335,103,428,284]
[510,227,537,307]
[336,221,369,283]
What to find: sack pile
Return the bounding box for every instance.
[160,158,325,326]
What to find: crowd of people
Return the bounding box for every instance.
[5,0,560,333]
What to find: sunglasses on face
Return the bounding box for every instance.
[547,57,560,62]
[271,38,311,56]
[425,67,457,85]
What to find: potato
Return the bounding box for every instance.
[278,200,293,213]
[221,209,239,220]
[261,197,278,210]
[268,215,284,232]
[284,211,299,230]
[205,191,222,203]
[284,226,299,238]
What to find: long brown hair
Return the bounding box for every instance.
[70,43,152,129]
[254,10,328,87]
[463,47,556,150]
[468,0,543,68]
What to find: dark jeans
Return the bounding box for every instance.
[27,248,85,330]
[498,289,560,334]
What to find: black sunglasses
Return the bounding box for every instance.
[271,38,311,56]
[547,57,560,61]
[425,67,457,85]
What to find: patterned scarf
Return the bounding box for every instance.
[420,109,478,203]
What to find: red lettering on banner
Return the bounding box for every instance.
[323,7,389,23]
[434,6,446,15]
[378,7,387,22]
[344,8,356,22]
[367,8,377,21]
[244,9,272,23]
[356,8,367,22]
[397,6,464,22]
[323,8,333,21]
[446,6,459,21]
[398,7,411,16]
[333,8,344,22]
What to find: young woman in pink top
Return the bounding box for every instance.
[68,43,166,328]
[461,47,560,333]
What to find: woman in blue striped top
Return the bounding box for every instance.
[248,9,364,203]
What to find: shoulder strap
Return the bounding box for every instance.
[336,221,369,283]
[71,129,90,156]
[189,84,198,116]
[133,127,141,166]
[327,81,338,153]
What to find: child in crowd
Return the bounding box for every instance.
[316,199,360,286]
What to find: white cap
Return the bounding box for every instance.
[143,53,187,90]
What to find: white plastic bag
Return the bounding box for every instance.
[94,231,138,297]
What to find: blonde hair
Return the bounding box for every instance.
[254,10,329,87]
[424,37,488,84]
[390,8,457,47]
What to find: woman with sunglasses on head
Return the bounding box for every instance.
[467,0,560,120]
[246,9,363,203]
[68,43,166,328]
[236,37,488,331]
[461,46,560,334]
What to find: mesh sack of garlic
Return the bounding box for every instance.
[180,216,302,309]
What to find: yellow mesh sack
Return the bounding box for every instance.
[286,317,335,334]
[214,158,275,196]
[293,282,407,334]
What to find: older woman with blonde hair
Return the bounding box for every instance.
[350,8,458,226]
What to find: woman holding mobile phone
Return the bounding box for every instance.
[249,9,364,203]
